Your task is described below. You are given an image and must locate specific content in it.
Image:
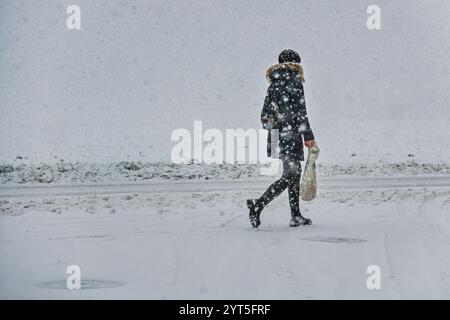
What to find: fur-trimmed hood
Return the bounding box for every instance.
[265,62,305,83]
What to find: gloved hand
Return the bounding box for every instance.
[262,117,278,130]
[304,140,316,148]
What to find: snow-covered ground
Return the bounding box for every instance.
[1,177,450,299]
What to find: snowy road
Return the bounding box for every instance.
[1,176,450,299]
[2,174,450,198]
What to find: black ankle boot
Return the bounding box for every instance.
[289,215,312,227]
[247,199,261,228]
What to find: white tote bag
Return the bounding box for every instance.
[299,143,320,201]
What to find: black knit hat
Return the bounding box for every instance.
[278,49,301,64]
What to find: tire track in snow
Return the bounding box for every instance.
[416,192,450,294]
[254,223,318,299]
[386,191,448,298]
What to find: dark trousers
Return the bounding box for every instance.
[256,159,302,217]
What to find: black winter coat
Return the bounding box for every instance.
[261,62,315,161]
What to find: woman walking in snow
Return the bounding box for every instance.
[247,49,316,228]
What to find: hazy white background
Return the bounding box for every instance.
[1,0,449,164]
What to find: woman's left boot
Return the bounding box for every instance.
[247,199,262,228]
